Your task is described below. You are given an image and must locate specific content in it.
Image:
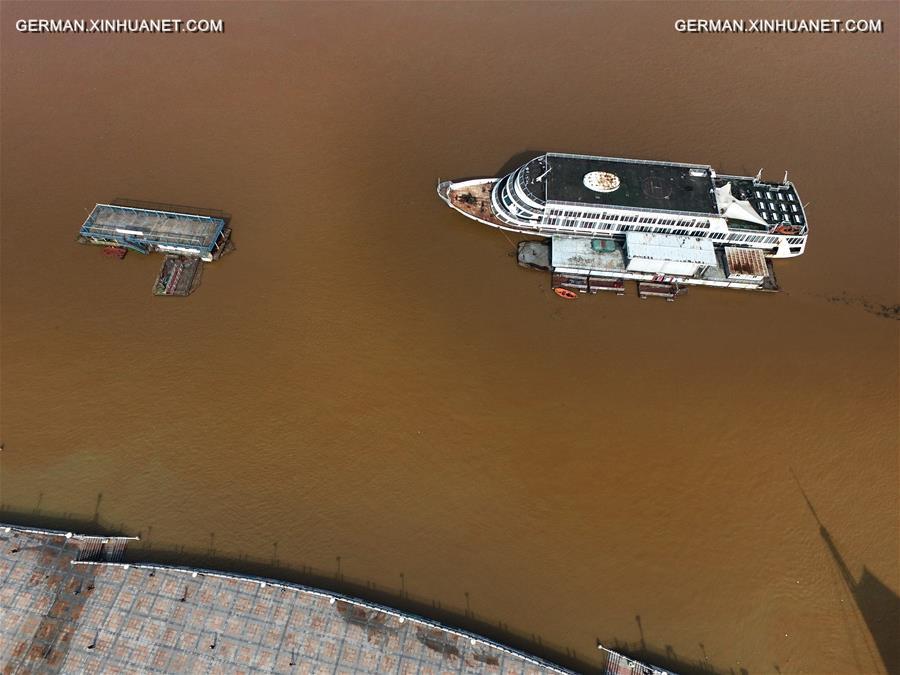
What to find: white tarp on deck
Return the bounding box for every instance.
[714,182,768,226]
[625,232,716,264]
[625,232,717,277]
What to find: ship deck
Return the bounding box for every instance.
[444,180,506,228]
[539,154,719,215]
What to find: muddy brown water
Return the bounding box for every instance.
[1,2,897,673]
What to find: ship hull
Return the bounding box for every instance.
[437,179,540,235]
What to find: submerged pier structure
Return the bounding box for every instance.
[77,203,232,296]
[79,204,229,261]
[152,256,204,297]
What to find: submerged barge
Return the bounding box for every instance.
[438,152,807,296]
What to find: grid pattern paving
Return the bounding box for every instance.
[0,527,573,674]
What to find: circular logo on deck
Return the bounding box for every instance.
[583,171,620,193]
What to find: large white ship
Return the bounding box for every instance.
[438,152,808,297]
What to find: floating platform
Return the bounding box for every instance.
[638,281,686,301]
[518,237,777,301]
[589,277,626,295]
[77,202,231,296]
[517,240,551,271]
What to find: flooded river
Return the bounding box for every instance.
[1,2,897,672]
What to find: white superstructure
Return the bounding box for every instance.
[439,152,809,260]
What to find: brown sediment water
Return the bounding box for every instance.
[1,2,897,673]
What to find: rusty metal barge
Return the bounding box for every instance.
[438,152,808,299]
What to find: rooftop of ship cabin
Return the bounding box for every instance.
[529,153,720,215]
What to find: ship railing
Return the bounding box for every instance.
[548,151,712,171]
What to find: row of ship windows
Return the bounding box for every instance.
[503,192,803,241]
[725,232,781,244]
[543,217,708,234]
[501,189,541,220]
[544,209,710,230]
[539,219,783,246]
[686,231,780,244]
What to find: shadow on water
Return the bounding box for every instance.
[792,470,900,675]
[599,614,748,675]
[1,504,125,538]
[1,499,744,675]
[438,151,544,185]
[494,150,545,178]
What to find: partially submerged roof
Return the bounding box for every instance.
[625,232,718,266]
[80,204,225,252]
[535,153,719,215]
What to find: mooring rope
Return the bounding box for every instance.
[500,229,517,252]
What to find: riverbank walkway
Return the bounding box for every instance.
[0,525,576,674]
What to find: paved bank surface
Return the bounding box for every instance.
[0,526,573,674]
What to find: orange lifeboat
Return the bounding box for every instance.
[553,288,577,299]
[773,224,801,235]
